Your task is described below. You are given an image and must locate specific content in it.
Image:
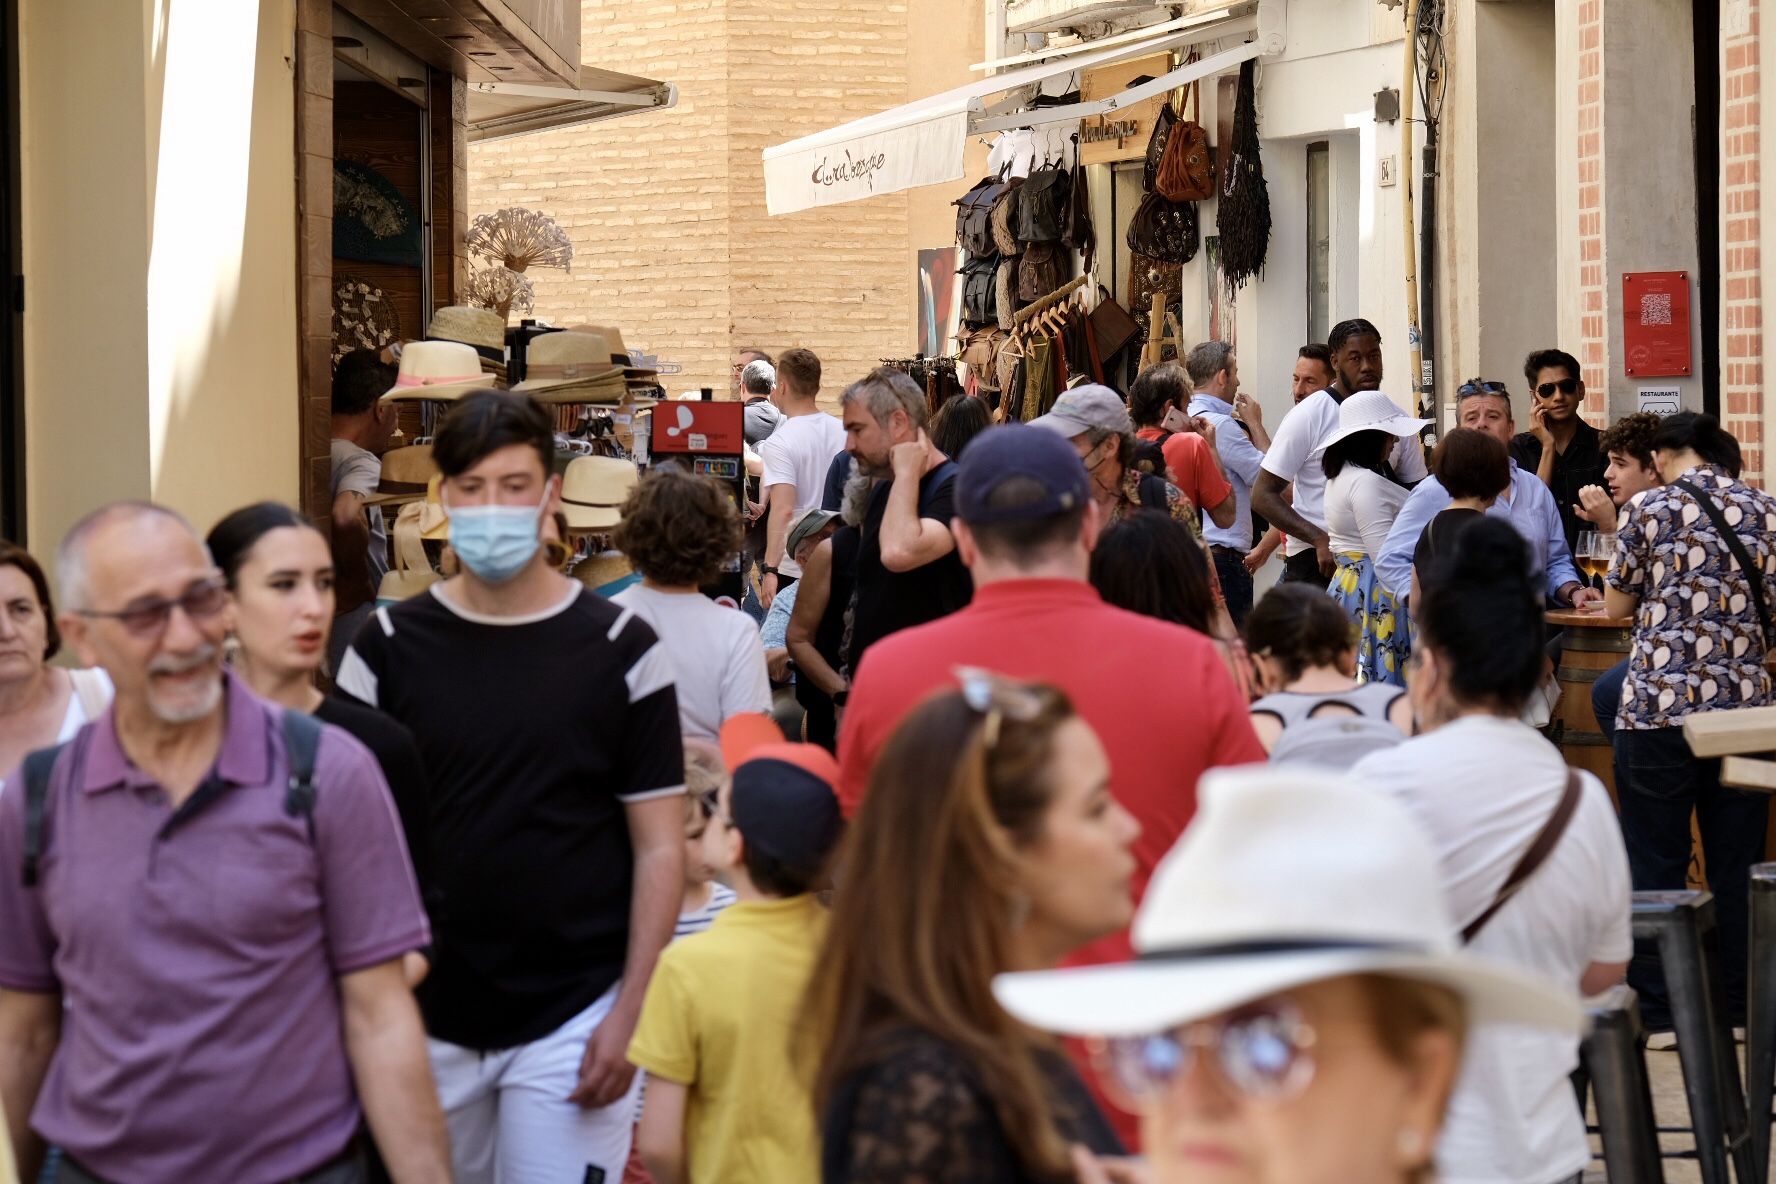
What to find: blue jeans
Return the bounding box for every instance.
[1615,724,1768,1018]
[1589,657,1628,744]
[1211,546,1254,629]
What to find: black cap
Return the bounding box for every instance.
[956,423,1092,525]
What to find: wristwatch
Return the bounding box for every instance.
[760,565,780,577]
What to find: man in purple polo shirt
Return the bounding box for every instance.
[0,503,449,1184]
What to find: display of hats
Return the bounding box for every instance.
[512,331,628,403]
[361,443,438,508]
[559,455,639,531]
[381,340,497,403]
[427,305,508,381]
[563,323,660,382]
[418,475,450,542]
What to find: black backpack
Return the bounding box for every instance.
[22,708,324,886]
[954,175,1009,258]
[1016,163,1072,244]
[962,257,999,325]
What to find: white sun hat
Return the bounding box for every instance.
[1319,389,1431,452]
[994,767,1583,1039]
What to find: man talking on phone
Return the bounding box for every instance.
[1511,348,1607,552]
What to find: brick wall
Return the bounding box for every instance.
[1575,0,1607,416]
[1725,0,1764,482]
[468,1,941,406]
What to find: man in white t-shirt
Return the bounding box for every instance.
[1252,318,1428,583]
[757,348,846,608]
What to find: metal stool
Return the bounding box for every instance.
[1747,864,1776,1184]
[1632,889,1755,1184]
[1580,984,1667,1183]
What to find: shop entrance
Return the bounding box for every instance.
[1,0,21,542]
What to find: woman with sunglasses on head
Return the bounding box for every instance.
[1351,518,1629,1184]
[996,766,1583,1184]
[206,502,435,986]
[0,542,111,778]
[810,672,1141,1183]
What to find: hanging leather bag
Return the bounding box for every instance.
[1142,100,1181,193]
[1125,191,1199,265]
[954,173,1009,258]
[1155,78,1215,202]
[961,256,999,324]
[1017,241,1069,303]
[1015,163,1072,244]
[1089,286,1143,364]
[1062,140,1096,271]
[990,177,1025,257]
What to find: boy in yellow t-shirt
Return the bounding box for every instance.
[627,714,843,1184]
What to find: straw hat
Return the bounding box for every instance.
[381,340,497,403]
[428,306,508,382]
[994,767,1582,1040]
[361,444,438,508]
[417,475,450,542]
[513,331,627,403]
[559,456,639,531]
[564,324,660,382]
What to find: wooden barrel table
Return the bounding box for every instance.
[1547,608,1632,800]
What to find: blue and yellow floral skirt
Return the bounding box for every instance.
[1329,551,1409,687]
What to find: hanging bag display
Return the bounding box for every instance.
[1017,241,1069,304]
[1155,76,1215,203]
[1142,101,1181,193]
[1217,58,1272,290]
[961,256,999,325]
[1062,134,1096,271]
[990,177,1025,257]
[1015,162,1072,244]
[954,172,1010,259]
[1125,191,1199,266]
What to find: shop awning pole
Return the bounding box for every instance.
[969,37,1265,134]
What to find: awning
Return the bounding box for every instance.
[467,66,678,143]
[763,1,1281,216]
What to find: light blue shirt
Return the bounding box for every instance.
[760,580,799,650]
[1375,460,1582,602]
[1189,393,1267,550]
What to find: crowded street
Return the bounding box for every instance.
[0,1,1774,1183]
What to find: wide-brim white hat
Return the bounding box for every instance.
[381,340,498,403]
[560,455,639,531]
[1320,389,1430,452]
[994,767,1582,1039]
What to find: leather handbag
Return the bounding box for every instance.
[1089,287,1142,363]
[1155,79,1215,202]
[1125,191,1199,265]
[989,177,1024,257]
[1142,101,1181,193]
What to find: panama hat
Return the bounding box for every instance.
[1319,389,1430,452]
[565,323,660,383]
[560,455,639,531]
[427,305,505,354]
[361,444,438,508]
[994,767,1583,1040]
[513,331,627,403]
[381,340,498,403]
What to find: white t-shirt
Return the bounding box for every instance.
[60,668,113,741]
[330,439,388,583]
[610,584,771,741]
[757,411,846,579]
[1260,392,1428,556]
[1324,465,1410,558]
[1352,716,1632,1184]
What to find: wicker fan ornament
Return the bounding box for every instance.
[466,207,573,274]
[331,275,402,366]
[465,266,536,320]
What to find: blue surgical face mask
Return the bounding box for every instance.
[446,495,547,584]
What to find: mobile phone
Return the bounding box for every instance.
[1161,407,1189,433]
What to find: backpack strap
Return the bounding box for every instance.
[1674,478,1774,649]
[1461,770,1583,944]
[281,709,324,844]
[20,743,69,887]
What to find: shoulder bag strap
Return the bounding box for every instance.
[1674,478,1774,648]
[20,743,69,887]
[1462,770,1583,943]
[281,709,324,844]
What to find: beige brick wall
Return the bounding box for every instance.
[469,1,980,408]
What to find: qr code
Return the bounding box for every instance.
[1640,292,1673,326]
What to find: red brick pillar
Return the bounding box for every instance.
[1576,0,1607,418]
[1725,0,1764,483]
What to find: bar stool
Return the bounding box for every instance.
[1632,889,1755,1184]
[1581,983,1667,1183]
[1747,864,1776,1184]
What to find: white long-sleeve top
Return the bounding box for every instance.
[1325,465,1410,559]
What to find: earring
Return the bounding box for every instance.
[1396,1128,1426,1164]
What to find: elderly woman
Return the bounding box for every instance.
[0,542,110,776]
[996,766,1579,1184]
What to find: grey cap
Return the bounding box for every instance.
[785,507,839,558]
[1029,384,1132,438]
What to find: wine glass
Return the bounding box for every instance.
[1575,531,1599,589]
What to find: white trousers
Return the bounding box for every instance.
[428,983,641,1184]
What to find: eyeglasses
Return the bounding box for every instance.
[955,666,1049,749]
[1457,379,1509,401]
[1536,377,1579,398]
[1096,997,1319,1109]
[75,577,228,638]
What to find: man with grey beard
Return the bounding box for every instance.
[0,502,447,1184]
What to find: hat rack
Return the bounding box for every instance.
[1012,274,1090,327]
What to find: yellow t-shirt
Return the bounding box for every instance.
[628,893,827,1184]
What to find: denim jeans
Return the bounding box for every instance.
[1210,546,1254,629]
[1589,657,1628,744]
[1280,548,1323,587]
[1615,724,1769,1019]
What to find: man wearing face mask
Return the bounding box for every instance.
[338,391,687,1184]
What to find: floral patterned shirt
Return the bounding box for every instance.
[1609,464,1776,730]
[1110,468,1200,535]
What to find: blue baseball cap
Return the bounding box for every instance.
[956,424,1093,525]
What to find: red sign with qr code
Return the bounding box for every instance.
[1622,271,1692,377]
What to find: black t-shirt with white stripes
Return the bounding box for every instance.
[339,581,685,1050]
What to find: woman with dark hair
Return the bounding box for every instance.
[207,501,434,988]
[1410,428,1512,611]
[1320,392,1430,686]
[0,542,110,776]
[811,672,1139,1182]
[1351,518,1629,1184]
[1090,511,1253,699]
[1604,411,1776,1024]
[928,394,992,462]
[612,464,770,740]
[1245,583,1410,763]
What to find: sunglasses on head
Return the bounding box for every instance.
[1095,996,1318,1109]
[1536,377,1579,398]
[1456,380,1509,401]
[954,667,1049,751]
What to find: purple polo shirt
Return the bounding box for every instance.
[0,675,430,1184]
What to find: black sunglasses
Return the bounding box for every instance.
[1536,377,1579,398]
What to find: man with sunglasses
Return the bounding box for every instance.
[0,502,447,1184]
[1511,349,1608,552]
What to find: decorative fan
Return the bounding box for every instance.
[333,160,423,267]
[466,207,573,273]
[464,266,536,320]
[331,275,402,366]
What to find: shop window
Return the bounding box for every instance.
[1306,141,1330,348]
